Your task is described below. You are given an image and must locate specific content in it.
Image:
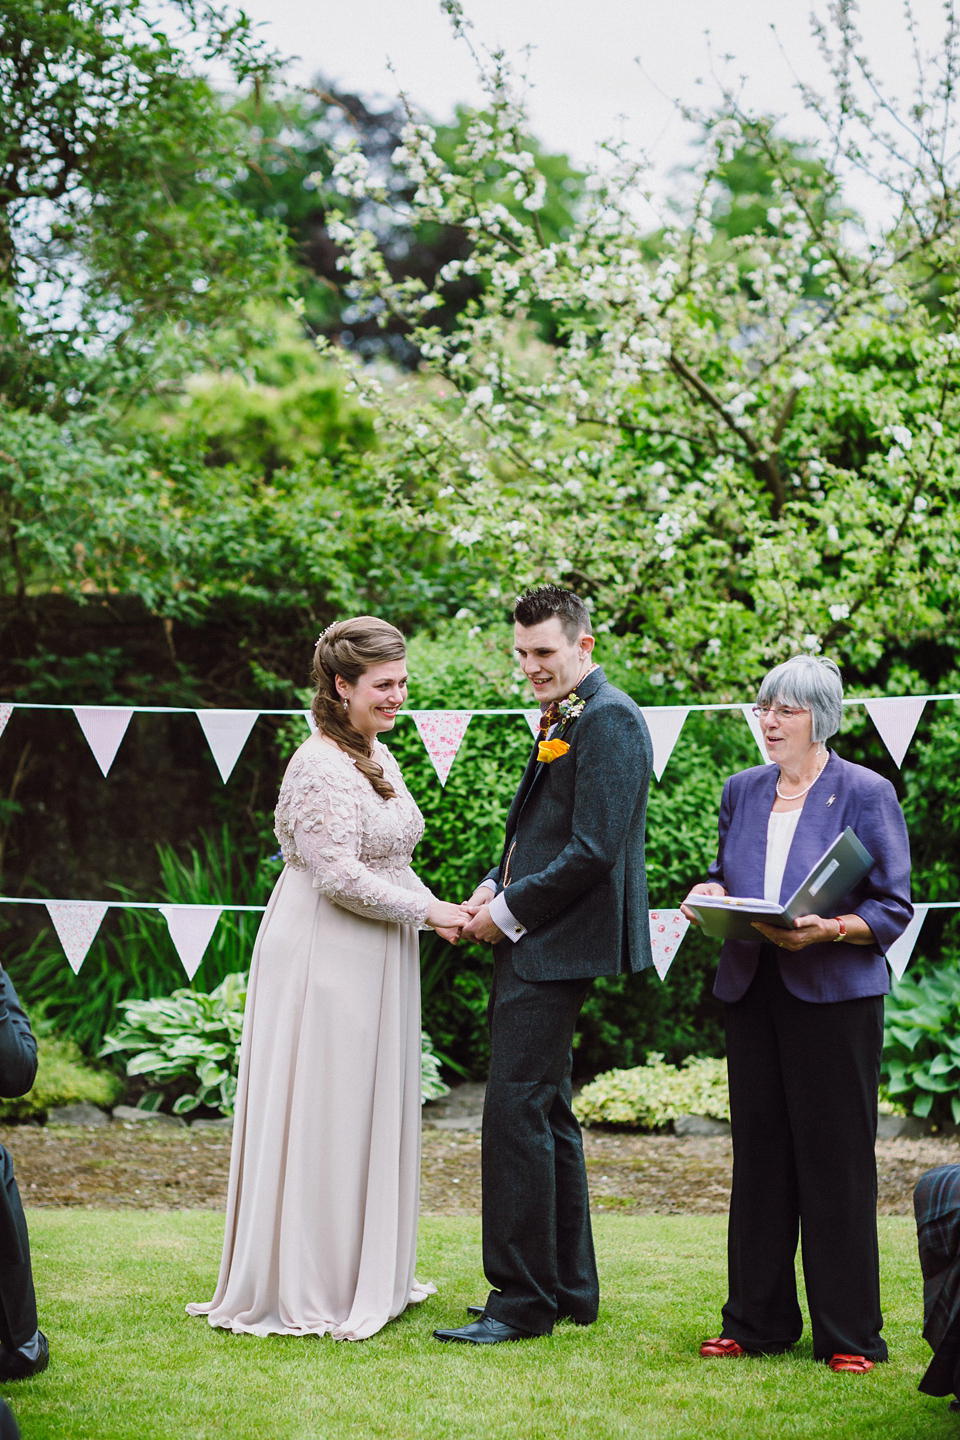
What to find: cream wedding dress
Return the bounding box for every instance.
[186,736,437,1340]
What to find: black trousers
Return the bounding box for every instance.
[0,1146,37,1353]
[721,951,886,1361]
[481,948,598,1335]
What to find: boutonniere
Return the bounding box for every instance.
[537,737,570,764]
[557,690,586,726]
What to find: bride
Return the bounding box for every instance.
[187,616,469,1340]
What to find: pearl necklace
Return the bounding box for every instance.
[776,752,827,801]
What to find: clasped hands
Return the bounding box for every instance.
[427,886,505,946]
[680,883,839,951]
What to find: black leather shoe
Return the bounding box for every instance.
[0,1331,48,1381]
[434,1316,533,1344]
[466,1304,485,1316]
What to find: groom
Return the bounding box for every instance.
[433,585,653,1345]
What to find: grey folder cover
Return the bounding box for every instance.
[686,826,874,942]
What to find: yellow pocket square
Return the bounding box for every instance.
[537,738,570,763]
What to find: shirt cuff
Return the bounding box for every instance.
[489,890,526,943]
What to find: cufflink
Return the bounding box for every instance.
[514,927,522,935]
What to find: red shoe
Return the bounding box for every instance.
[700,1337,746,1358]
[828,1354,874,1374]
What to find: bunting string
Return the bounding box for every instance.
[0,692,953,779]
[0,895,955,982]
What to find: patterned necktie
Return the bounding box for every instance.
[537,701,561,740]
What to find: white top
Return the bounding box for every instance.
[763,808,802,904]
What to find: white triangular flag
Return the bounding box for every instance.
[73,707,134,777]
[0,704,12,740]
[640,707,689,782]
[740,704,773,764]
[864,697,926,768]
[523,710,541,739]
[45,900,109,975]
[411,711,471,786]
[303,709,318,735]
[885,904,929,981]
[159,905,223,981]
[649,909,690,981]
[196,710,260,783]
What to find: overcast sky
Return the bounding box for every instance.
[223,0,950,224]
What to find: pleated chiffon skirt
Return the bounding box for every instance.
[186,862,432,1340]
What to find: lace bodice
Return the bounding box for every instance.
[275,738,434,927]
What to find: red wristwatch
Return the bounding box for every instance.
[833,917,846,943]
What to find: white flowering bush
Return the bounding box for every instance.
[320,2,960,694]
[574,1054,729,1130]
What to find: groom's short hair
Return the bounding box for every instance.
[513,586,592,641]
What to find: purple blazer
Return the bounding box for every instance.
[707,751,913,1004]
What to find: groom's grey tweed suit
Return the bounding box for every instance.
[480,666,653,1335]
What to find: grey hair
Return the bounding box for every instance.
[757,655,844,743]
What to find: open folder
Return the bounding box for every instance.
[685,826,874,942]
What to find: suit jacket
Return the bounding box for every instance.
[484,667,654,982]
[0,970,36,1266]
[708,751,912,1004]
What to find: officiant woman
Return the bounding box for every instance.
[682,655,912,1373]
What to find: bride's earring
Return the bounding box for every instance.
[342,698,348,712]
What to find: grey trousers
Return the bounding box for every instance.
[481,948,598,1335]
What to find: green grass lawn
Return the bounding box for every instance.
[6,1212,955,1440]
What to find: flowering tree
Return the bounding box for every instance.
[323,0,960,696]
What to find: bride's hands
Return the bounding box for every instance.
[426,899,472,943]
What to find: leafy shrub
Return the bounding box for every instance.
[0,1034,123,1122]
[881,962,960,1125]
[101,972,448,1116]
[101,973,247,1116]
[574,1053,730,1130]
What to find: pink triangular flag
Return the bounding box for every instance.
[640,707,689,782]
[523,710,541,739]
[159,905,223,981]
[196,710,260,783]
[649,909,690,981]
[303,709,318,735]
[411,711,471,785]
[0,704,12,740]
[740,704,773,764]
[864,697,926,768]
[885,904,929,981]
[45,900,109,975]
[74,707,134,776]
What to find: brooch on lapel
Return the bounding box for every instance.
[826,793,836,807]
[537,738,570,763]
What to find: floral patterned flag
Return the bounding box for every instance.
[639,706,689,782]
[523,710,541,739]
[864,697,927,768]
[196,710,260,783]
[45,900,109,975]
[73,706,134,777]
[648,909,690,981]
[410,711,471,786]
[885,904,929,981]
[740,704,774,764]
[159,905,224,981]
[0,704,12,741]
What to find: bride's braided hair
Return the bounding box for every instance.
[310,617,406,800]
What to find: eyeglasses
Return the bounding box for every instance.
[752,705,810,721]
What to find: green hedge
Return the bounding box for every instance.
[0,1033,122,1122]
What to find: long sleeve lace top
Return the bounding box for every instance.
[275,738,435,928]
